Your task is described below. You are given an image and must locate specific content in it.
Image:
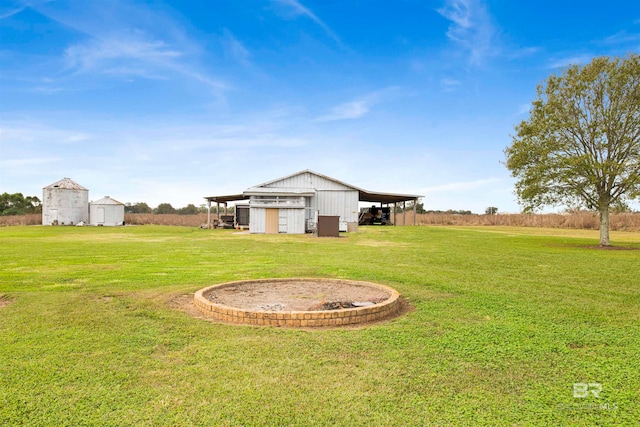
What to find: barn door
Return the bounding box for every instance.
[265,208,278,234]
[50,209,58,225]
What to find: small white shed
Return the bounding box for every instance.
[90,196,125,226]
[42,178,89,225]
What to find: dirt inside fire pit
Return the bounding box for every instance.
[203,279,390,312]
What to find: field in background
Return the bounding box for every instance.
[1,225,638,425]
[3,211,640,231]
[396,211,640,231]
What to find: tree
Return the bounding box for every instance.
[0,193,41,216]
[505,54,640,246]
[177,204,199,215]
[125,202,153,214]
[485,206,498,215]
[154,203,176,214]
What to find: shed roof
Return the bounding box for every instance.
[44,177,88,191]
[204,170,422,205]
[91,196,124,206]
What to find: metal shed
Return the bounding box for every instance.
[42,178,89,226]
[90,196,125,226]
[205,170,422,234]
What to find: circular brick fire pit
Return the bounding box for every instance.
[193,278,401,327]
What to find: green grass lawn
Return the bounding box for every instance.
[1,225,638,426]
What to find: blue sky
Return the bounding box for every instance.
[1,0,639,212]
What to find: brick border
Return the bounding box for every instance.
[193,278,401,327]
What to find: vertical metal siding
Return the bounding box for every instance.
[316,190,358,223]
[265,172,353,191]
[250,207,266,233]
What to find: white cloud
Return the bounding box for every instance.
[441,78,461,91]
[65,31,181,72]
[437,0,498,65]
[547,54,593,69]
[316,99,371,122]
[273,0,343,47]
[516,103,531,116]
[315,87,400,122]
[221,29,252,67]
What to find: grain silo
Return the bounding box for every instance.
[42,178,89,225]
[89,196,125,226]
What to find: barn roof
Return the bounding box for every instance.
[204,170,422,205]
[44,177,88,191]
[91,196,124,205]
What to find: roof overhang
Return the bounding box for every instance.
[204,194,249,204]
[358,190,422,204]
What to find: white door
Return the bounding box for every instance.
[97,207,105,224]
[50,209,58,225]
[278,210,287,233]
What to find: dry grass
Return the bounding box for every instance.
[124,213,209,227]
[0,214,41,226]
[393,211,640,231]
[3,211,640,231]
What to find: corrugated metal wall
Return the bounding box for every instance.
[89,204,124,226]
[250,207,266,233]
[250,207,305,234]
[316,190,359,223]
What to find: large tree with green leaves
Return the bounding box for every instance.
[505,54,640,246]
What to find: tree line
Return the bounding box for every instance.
[0,194,225,216]
[0,193,42,216]
[125,202,232,215]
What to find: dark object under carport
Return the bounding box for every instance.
[317,215,340,237]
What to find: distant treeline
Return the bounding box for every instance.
[0,193,42,216]
[125,202,233,215]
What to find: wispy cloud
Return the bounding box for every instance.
[274,0,343,47]
[65,31,181,73]
[437,0,498,65]
[316,100,371,122]
[221,29,252,67]
[516,103,531,116]
[21,1,228,96]
[316,88,399,122]
[547,54,593,69]
[599,30,640,47]
[0,6,26,19]
[441,78,461,91]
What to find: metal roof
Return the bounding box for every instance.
[91,196,124,205]
[204,170,422,204]
[43,177,88,191]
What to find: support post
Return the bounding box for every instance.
[401,201,405,226]
[207,200,211,229]
[392,203,396,225]
[413,198,417,226]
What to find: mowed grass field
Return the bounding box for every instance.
[1,225,638,426]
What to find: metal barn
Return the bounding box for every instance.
[205,170,422,234]
[42,178,89,226]
[90,196,125,226]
